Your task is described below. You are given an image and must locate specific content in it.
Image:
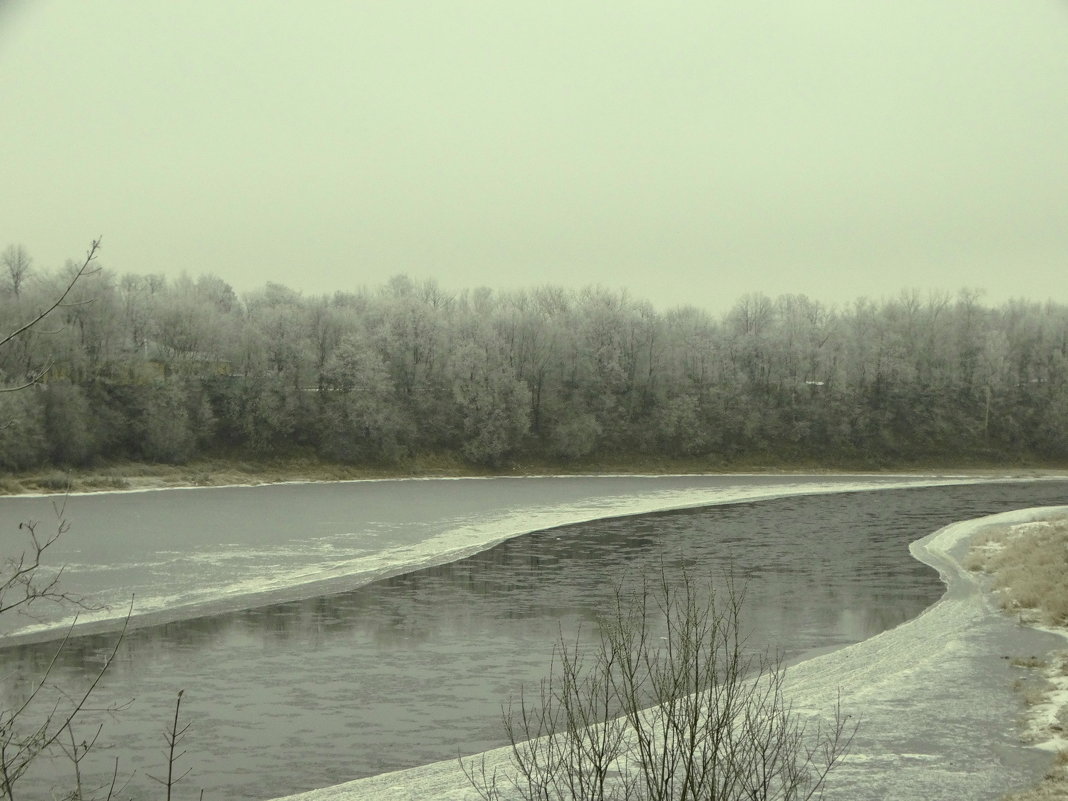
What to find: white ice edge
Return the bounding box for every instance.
[271,502,1068,801]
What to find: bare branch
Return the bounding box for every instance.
[1,498,131,801]
[0,516,98,621]
[147,690,194,801]
[0,360,53,394]
[0,607,130,795]
[0,237,102,356]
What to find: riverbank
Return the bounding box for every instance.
[1,456,1064,496]
[966,515,1068,800]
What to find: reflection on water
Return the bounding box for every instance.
[2,481,1067,800]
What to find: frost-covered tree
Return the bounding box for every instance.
[320,333,410,462]
[451,338,531,466]
[1,244,32,298]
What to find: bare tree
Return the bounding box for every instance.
[464,568,855,801]
[0,246,32,299]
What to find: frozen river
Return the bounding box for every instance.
[1,474,1065,799]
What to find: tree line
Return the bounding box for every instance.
[1,243,1066,471]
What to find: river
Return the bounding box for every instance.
[1,474,1065,799]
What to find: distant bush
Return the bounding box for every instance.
[32,471,73,492]
[0,477,23,494]
[83,475,131,490]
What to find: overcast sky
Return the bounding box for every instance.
[2,1,1067,313]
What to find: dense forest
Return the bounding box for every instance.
[1,243,1067,471]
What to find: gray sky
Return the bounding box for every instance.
[2,1,1067,313]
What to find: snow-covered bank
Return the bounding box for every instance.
[785,505,1068,799]
[273,505,1068,801]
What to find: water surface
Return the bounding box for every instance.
[2,478,1066,799]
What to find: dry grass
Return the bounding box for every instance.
[1014,656,1052,670]
[967,517,1068,627]
[1002,651,1068,800]
[971,516,1068,800]
[0,458,462,495]
[1001,750,1068,801]
[1014,675,1053,709]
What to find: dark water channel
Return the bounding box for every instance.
[4,480,1067,800]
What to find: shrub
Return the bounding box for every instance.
[464,568,854,801]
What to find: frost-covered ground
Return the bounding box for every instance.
[274,505,1068,801]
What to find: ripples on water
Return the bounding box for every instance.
[3,481,1067,799]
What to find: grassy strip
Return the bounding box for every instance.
[0,454,1063,496]
[0,456,480,495]
[967,517,1068,799]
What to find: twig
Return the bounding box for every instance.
[147,690,192,801]
[0,238,102,392]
